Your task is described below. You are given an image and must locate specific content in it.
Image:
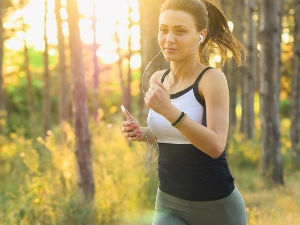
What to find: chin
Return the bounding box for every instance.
[162,53,179,62]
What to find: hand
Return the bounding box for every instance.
[144,79,172,116]
[120,107,142,142]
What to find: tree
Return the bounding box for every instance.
[0,0,4,125]
[220,0,241,132]
[123,0,133,115]
[259,0,284,184]
[0,0,12,133]
[91,0,100,120]
[138,0,169,123]
[55,0,69,126]
[67,0,95,199]
[43,0,51,136]
[290,0,300,168]
[236,0,252,138]
[19,0,35,133]
[242,0,256,139]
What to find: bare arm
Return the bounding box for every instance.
[161,69,229,158]
[121,70,166,143]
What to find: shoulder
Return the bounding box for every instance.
[149,69,169,85]
[198,68,229,101]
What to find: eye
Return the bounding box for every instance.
[175,29,186,34]
[159,28,168,33]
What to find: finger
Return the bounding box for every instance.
[126,130,141,138]
[122,121,134,127]
[122,121,129,126]
[128,132,142,141]
[124,123,139,131]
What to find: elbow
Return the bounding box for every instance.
[210,143,225,159]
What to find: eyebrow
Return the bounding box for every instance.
[159,24,189,29]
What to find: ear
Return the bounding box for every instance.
[200,29,208,41]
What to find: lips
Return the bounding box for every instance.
[164,47,178,53]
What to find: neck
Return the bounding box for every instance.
[169,54,201,82]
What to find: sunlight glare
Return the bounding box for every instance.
[79,19,93,44]
[257,43,261,51]
[5,37,23,51]
[60,8,68,21]
[282,33,290,44]
[130,53,141,70]
[5,0,141,66]
[214,54,222,63]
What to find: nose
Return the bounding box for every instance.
[166,32,175,44]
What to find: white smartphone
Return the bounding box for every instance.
[121,105,131,121]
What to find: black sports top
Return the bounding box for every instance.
[147,67,234,201]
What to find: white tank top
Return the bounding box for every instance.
[147,67,213,144]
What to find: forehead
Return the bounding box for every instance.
[159,10,197,29]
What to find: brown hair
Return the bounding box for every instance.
[160,0,246,66]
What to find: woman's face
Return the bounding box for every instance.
[158,10,200,62]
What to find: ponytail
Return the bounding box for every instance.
[201,0,246,66]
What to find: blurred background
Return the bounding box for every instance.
[0,0,299,224]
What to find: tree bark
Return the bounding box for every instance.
[290,0,300,168]
[43,0,51,136]
[67,0,95,200]
[238,0,249,137]
[123,0,133,115]
[91,0,100,120]
[259,0,284,184]
[221,0,239,131]
[0,0,4,131]
[243,0,256,139]
[24,42,35,116]
[55,0,69,125]
[138,0,169,124]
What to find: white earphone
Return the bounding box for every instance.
[197,34,204,45]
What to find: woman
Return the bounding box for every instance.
[121,0,247,224]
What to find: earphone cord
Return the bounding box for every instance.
[136,43,198,163]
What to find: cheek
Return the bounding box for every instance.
[181,38,196,51]
[157,33,164,46]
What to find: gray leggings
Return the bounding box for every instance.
[152,186,247,225]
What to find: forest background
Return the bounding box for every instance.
[0,0,299,224]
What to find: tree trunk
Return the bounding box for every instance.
[243,0,256,139]
[238,0,249,137]
[43,0,51,136]
[290,0,300,168]
[115,30,126,115]
[221,0,239,131]
[122,0,133,115]
[138,0,169,124]
[24,42,35,117]
[67,0,95,200]
[91,0,100,120]
[55,0,69,125]
[220,0,238,134]
[259,0,284,184]
[0,0,5,132]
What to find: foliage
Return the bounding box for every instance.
[0,120,149,225]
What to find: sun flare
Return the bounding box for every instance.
[4,0,141,68]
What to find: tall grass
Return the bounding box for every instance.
[0,109,299,225]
